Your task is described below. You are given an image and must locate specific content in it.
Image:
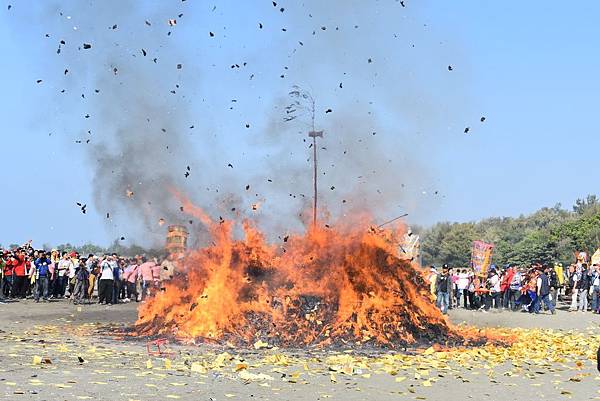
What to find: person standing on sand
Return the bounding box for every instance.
[98,256,114,305]
[435,264,452,314]
[73,258,89,305]
[138,257,155,301]
[486,269,501,310]
[55,252,73,298]
[86,255,98,299]
[501,265,515,309]
[123,260,139,302]
[508,267,523,310]
[569,265,580,311]
[591,265,600,313]
[457,269,470,309]
[534,266,555,314]
[578,264,590,312]
[34,252,51,302]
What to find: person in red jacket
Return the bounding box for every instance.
[501,265,516,309]
[2,251,18,299]
[12,250,27,298]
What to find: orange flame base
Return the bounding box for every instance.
[136,201,471,348]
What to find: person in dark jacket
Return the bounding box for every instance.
[34,252,51,302]
[533,267,555,314]
[73,259,89,305]
[435,264,453,314]
[578,264,591,312]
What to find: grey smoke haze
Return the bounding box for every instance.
[38,0,472,244]
[44,0,212,245]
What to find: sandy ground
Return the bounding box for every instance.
[0,299,598,401]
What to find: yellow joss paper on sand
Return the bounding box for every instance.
[191,362,207,374]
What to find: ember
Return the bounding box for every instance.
[136,197,466,348]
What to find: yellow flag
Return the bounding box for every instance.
[591,248,600,266]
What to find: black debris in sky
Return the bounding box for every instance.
[76,203,87,214]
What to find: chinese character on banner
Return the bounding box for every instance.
[471,240,494,275]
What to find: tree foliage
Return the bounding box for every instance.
[44,239,163,258]
[421,195,600,266]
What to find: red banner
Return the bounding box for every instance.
[471,240,494,275]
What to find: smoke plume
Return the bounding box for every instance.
[33,0,472,244]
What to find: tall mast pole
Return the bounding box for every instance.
[308,98,323,229]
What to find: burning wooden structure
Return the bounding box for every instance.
[136,197,465,348]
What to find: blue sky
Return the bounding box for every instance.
[0,1,598,247]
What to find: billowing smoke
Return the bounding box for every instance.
[38,0,210,244]
[29,0,472,244]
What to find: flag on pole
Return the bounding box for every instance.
[471,240,494,275]
[591,249,600,266]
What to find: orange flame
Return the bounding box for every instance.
[136,195,476,348]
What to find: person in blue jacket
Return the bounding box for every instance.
[34,251,51,302]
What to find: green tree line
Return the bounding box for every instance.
[418,194,600,267]
[2,239,163,258]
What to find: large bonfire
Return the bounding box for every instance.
[136,197,464,348]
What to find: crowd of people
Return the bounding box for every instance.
[429,260,600,315]
[0,242,177,304]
